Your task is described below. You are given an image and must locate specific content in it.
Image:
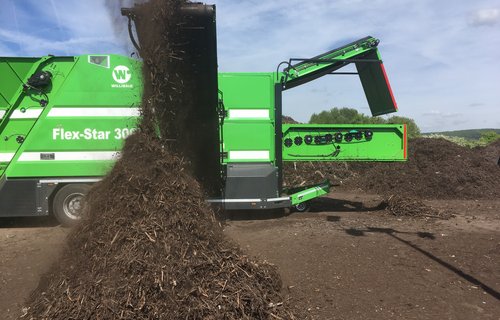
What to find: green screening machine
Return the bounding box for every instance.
[0,3,405,225]
[215,35,405,211]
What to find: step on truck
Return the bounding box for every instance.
[0,3,406,226]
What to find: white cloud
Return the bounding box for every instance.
[0,28,120,56]
[0,0,129,56]
[469,8,500,26]
[422,110,462,118]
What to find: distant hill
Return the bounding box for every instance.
[423,128,500,140]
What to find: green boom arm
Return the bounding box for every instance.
[280,36,398,116]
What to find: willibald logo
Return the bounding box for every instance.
[112,65,131,84]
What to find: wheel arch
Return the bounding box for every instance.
[40,178,99,225]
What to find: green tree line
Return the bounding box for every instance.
[479,130,500,144]
[309,107,421,138]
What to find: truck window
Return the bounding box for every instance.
[88,55,110,68]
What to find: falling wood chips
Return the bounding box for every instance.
[23,0,298,319]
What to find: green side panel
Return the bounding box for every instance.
[1,54,142,179]
[53,55,142,106]
[218,73,276,163]
[0,93,8,109]
[0,58,40,108]
[0,116,40,174]
[282,124,407,161]
[10,161,116,177]
[355,50,398,116]
[288,181,330,205]
[0,57,50,176]
[25,118,138,151]
[7,58,39,80]
[222,122,274,162]
[0,62,19,107]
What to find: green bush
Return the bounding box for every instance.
[309,107,421,138]
[479,131,500,144]
[424,134,483,148]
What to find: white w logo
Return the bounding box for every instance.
[112,65,131,84]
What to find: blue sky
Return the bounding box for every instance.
[1,0,499,132]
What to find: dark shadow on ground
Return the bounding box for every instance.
[309,197,386,213]
[344,226,500,301]
[217,196,386,221]
[326,215,341,222]
[0,216,59,228]
[219,208,292,221]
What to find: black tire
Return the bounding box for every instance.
[52,184,91,227]
[293,201,310,213]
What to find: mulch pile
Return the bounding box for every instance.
[25,135,293,319]
[24,1,297,319]
[284,161,359,188]
[480,139,500,165]
[382,195,454,220]
[349,138,500,200]
[284,138,500,200]
[284,137,499,219]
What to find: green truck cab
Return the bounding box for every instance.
[0,54,141,225]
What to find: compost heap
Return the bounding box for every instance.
[382,195,454,220]
[284,138,500,200]
[24,1,296,319]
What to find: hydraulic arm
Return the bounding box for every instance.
[280,36,398,116]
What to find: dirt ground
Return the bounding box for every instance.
[1,192,499,319]
[0,218,67,319]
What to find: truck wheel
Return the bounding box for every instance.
[294,201,310,212]
[53,184,91,227]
